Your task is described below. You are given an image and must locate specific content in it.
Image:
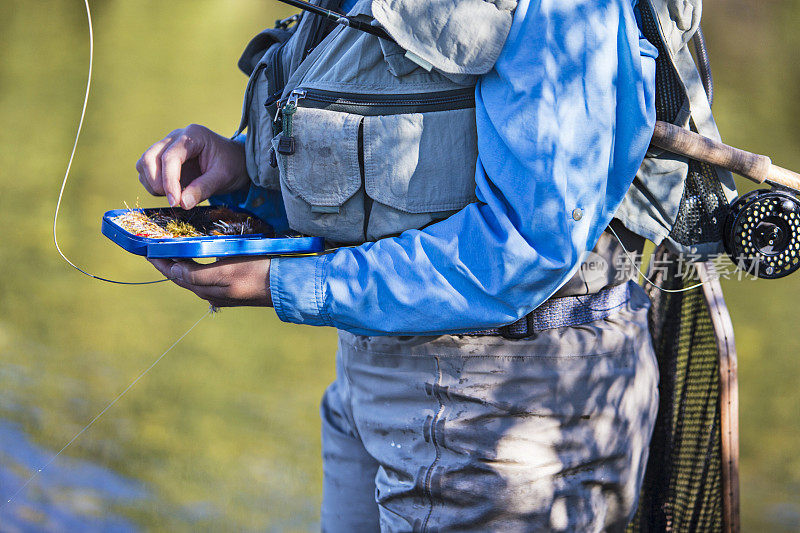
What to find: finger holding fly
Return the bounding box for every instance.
[136,131,179,197]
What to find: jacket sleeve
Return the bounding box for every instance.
[269,0,658,336]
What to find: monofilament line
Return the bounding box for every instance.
[608,225,711,293]
[53,0,168,285]
[1,309,212,508]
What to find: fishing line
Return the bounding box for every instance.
[6,2,216,511]
[54,0,169,285]
[1,309,213,509]
[608,225,713,293]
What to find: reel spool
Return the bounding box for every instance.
[724,188,800,279]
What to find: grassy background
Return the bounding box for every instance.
[0,1,338,530]
[704,2,800,530]
[0,0,798,530]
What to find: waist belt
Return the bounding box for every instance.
[462,282,632,339]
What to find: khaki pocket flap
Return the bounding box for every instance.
[278,107,363,208]
[363,109,478,214]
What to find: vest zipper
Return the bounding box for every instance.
[273,87,474,156]
[278,87,475,117]
[275,89,306,155]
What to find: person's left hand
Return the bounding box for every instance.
[148,257,272,308]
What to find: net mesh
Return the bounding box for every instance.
[627,248,724,532]
[637,3,729,248]
[627,8,729,527]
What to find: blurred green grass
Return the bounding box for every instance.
[704,2,800,530]
[0,0,798,530]
[0,0,337,530]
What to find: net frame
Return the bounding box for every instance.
[627,248,740,533]
[697,262,740,533]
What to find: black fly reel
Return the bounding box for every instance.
[724,188,800,279]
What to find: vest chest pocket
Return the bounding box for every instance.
[273,105,365,244]
[273,88,479,244]
[282,107,363,207]
[363,108,478,213]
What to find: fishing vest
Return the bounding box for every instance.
[619,0,738,258]
[233,0,736,283]
[236,0,498,244]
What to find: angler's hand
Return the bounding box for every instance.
[148,257,273,308]
[136,124,249,210]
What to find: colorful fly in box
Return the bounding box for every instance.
[102,206,323,258]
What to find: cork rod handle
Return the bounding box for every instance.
[651,120,800,191]
[766,164,800,192]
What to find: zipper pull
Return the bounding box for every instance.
[277,89,306,156]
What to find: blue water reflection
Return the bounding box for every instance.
[0,420,148,532]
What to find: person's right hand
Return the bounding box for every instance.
[136,124,249,210]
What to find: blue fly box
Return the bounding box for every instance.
[102,206,324,258]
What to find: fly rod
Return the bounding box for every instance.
[651,120,800,193]
[652,121,800,280]
[275,0,396,43]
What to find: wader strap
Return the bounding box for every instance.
[463,282,632,339]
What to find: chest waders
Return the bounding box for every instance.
[231,0,749,530]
